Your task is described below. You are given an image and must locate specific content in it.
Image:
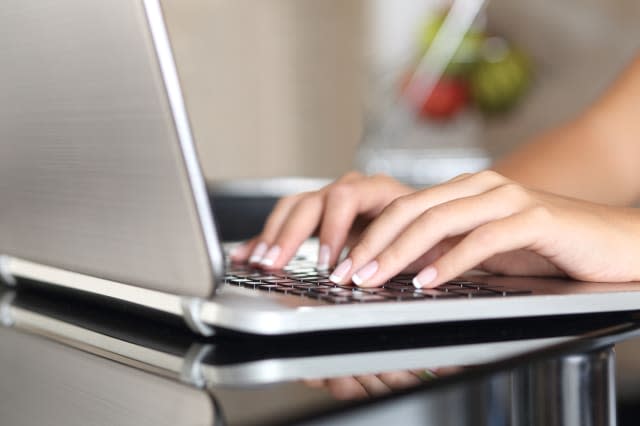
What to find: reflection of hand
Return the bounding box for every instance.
[230,172,414,269]
[304,370,431,400]
[329,170,640,288]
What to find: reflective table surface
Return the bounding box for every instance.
[2,283,640,426]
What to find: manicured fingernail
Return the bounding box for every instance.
[352,260,379,286]
[260,245,281,267]
[317,244,331,270]
[329,258,352,284]
[249,242,268,264]
[413,266,437,289]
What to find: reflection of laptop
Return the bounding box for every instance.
[3,0,640,336]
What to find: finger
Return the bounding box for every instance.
[248,193,304,264]
[228,237,259,262]
[377,371,423,390]
[330,170,508,284]
[352,183,531,287]
[415,207,549,288]
[318,175,411,269]
[256,172,364,269]
[401,237,462,273]
[258,193,325,269]
[326,377,369,400]
[354,375,392,397]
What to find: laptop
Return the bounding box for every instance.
[2,0,640,336]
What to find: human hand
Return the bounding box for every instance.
[229,172,414,270]
[326,170,640,288]
[304,367,463,400]
[304,370,433,400]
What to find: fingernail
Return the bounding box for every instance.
[413,266,437,289]
[352,260,379,286]
[260,245,281,267]
[317,244,331,270]
[329,258,352,284]
[249,242,268,264]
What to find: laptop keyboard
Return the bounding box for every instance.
[225,257,532,304]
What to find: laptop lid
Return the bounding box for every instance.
[0,0,224,297]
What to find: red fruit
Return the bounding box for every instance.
[419,78,469,120]
[400,73,469,120]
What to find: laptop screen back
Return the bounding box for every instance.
[0,0,224,297]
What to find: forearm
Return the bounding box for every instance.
[492,56,640,206]
[492,118,635,205]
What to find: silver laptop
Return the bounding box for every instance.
[2,0,640,336]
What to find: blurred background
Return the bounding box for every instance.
[162,0,640,186]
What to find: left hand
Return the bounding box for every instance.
[329,170,640,288]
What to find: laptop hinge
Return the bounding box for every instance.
[180,297,215,337]
[0,256,17,286]
[180,343,214,388]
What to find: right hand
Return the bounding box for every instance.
[229,172,415,270]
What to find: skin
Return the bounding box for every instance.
[231,56,640,289]
[303,371,427,400]
[303,367,462,400]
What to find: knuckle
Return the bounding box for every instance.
[451,172,473,181]
[326,182,354,201]
[497,183,529,202]
[370,173,397,186]
[342,170,363,180]
[414,206,444,233]
[527,205,553,224]
[273,195,296,211]
[423,205,445,223]
[474,170,506,185]
[295,192,323,211]
[371,172,390,180]
[386,195,412,214]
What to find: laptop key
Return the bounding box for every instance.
[499,288,533,296]
[415,289,463,298]
[292,284,316,290]
[288,289,311,296]
[322,296,353,304]
[227,278,254,285]
[390,279,414,285]
[262,278,299,284]
[257,284,280,291]
[357,288,390,294]
[381,291,425,301]
[353,294,389,303]
[384,283,413,291]
[450,289,500,298]
[239,281,261,289]
[459,282,490,289]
